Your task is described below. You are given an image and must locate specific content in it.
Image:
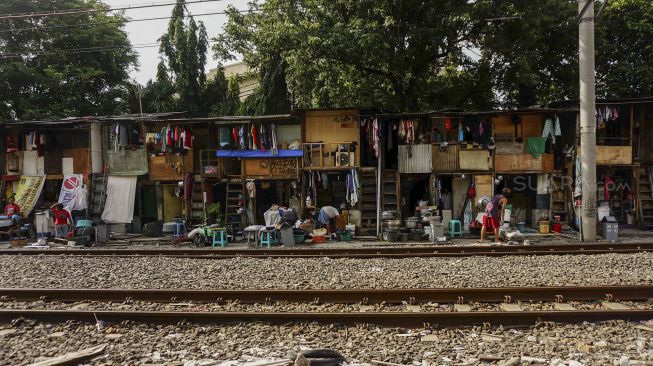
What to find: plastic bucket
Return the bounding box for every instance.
[552,223,562,233]
[538,221,550,234]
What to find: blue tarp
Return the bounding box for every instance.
[216,149,304,158]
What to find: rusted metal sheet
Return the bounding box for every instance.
[432,144,459,172]
[398,144,432,173]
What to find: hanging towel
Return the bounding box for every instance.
[526,137,546,158]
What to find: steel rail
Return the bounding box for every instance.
[2,286,652,304]
[1,242,652,258]
[2,309,652,327]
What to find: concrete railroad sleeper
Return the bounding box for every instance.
[1,242,653,258]
[2,285,652,304]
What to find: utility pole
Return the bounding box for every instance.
[578,0,596,241]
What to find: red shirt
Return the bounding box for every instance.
[4,203,20,216]
[53,208,72,225]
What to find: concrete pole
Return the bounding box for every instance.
[579,0,597,241]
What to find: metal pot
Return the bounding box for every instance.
[406,217,418,229]
[386,219,401,231]
[382,211,396,220]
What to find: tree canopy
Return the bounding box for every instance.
[215,0,653,111]
[0,0,137,120]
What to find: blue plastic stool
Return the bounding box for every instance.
[211,229,228,247]
[260,230,278,247]
[174,222,186,237]
[449,219,463,238]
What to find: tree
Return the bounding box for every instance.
[214,0,486,112]
[476,0,578,107]
[156,0,209,116]
[0,0,137,120]
[595,0,653,98]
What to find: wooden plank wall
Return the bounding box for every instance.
[432,144,459,172]
[149,154,193,180]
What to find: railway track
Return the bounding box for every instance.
[1,242,652,258]
[2,285,652,327]
[2,285,652,304]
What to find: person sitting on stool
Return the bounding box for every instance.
[1,197,21,226]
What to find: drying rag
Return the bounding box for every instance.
[526,137,546,158]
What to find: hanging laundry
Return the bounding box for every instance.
[542,118,556,143]
[251,125,259,150]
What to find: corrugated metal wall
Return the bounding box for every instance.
[432,144,460,172]
[398,144,432,173]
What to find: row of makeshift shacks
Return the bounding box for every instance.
[2,97,653,238]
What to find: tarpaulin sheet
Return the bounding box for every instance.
[101,176,137,223]
[14,175,46,215]
[58,174,87,211]
[107,148,148,175]
[216,149,303,158]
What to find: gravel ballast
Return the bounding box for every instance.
[1,252,652,290]
[1,319,652,365]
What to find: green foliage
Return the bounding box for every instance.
[0,0,137,120]
[477,0,579,107]
[207,202,223,226]
[213,0,486,112]
[596,0,653,98]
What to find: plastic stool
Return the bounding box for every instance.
[260,230,278,247]
[174,222,186,237]
[211,229,227,247]
[449,219,463,238]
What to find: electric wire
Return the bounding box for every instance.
[0,0,225,20]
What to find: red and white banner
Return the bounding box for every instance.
[58,174,87,210]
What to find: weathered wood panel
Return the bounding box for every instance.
[149,153,193,181]
[432,144,459,172]
[595,145,632,165]
[495,153,554,172]
[475,175,494,199]
[459,150,491,171]
[494,142,524,155]
[305,110,360,145]
[243,158,298,179]
[62,148,90,174]
[398,144,432,173]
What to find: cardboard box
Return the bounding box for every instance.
[10,239,27,247]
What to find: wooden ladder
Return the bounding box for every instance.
[638,165,653,227]
[382,170,400,216]
[90,173,108,217]
[359,168,377,233]
[225,181,244,234]
[189,177,205,225]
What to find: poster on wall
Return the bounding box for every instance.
[58,174,87,211]
[14,175,46,216]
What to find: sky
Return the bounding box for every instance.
[103,0,249,84]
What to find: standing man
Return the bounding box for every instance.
[479,188,511,243]
[51,203,73,239]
